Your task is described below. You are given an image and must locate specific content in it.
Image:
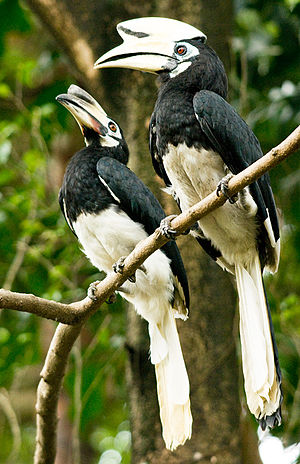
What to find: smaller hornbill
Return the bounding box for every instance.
[94,17,283,429]
[56,84,191,450]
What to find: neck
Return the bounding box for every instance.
[84,127,100,147]
[158,44,228,100]
[85,139,129,166]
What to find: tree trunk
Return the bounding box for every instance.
[25,1,262,462]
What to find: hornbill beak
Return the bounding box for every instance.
[94,17,206,74]
[56,84,108,135]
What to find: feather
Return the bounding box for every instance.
[236,255,281,420]
[150,308,192,450]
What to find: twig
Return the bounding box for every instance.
[0,389,21,463]
[31,127,299,464]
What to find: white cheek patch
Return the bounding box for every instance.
[169,61,192,78]
[100,136,120,147]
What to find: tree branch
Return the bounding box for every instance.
[30,126,300,464]
[25,0,101,96]
[2,126,299,326]
[34,323,82,464]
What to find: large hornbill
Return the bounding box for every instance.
[94,17,283,429]
[56,84,192,450]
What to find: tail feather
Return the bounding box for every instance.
[149,309,192,450]
[236,254,282,425]
[148,323,168,364]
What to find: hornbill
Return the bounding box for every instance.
[94,17,283,429]
[56,84,192,450]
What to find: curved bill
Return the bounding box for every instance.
[56,85,108,135]
[94,17,206,73]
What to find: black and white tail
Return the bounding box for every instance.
[236,254,282,427]
[149,308,192,450]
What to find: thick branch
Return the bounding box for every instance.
[32,126,299,464]
[25,0,100,96]
[0,290,86,324]
[34,323,82,464]
[1,125,300,324]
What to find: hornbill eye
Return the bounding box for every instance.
[175,44,187,56]
[108,121,117,132]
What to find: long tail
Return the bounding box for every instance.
[148,309,192,451]
[235,254,282,428]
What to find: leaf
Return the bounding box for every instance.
[0,82,12,97]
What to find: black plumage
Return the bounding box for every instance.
[95,16,283,429]
[56,84,192,450]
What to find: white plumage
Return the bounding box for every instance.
[164,143,281,422]
[74,205,192,449]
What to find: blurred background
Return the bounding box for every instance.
[0,0,299,463]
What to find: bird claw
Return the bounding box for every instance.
[113,256,126,274]
[87,280,101,301]
[216,174,237,204]
[112,256,137,283]
[159,215,178,240]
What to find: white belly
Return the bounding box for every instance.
[73,205,173,324]
[164,143,258,267]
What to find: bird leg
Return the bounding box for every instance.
[113,256,147,283]
[159,215,178,240]
[216,173,238,204]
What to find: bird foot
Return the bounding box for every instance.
[87,280,101,301]
[159,215,178,240]
[112,256,136,283]
[216,174,237,204]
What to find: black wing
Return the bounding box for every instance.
[58,188,77,236]
[97,157,189,308]
[193,90,279,242]
[149,114,172,186]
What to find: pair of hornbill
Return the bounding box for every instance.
[56,17,282,451]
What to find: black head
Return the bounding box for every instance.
[157,41,228,99]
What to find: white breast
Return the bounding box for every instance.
[73,205,147,272]
[164,143,258,267]
[73,205,174,324]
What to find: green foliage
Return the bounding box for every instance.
[0,2,129,463]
